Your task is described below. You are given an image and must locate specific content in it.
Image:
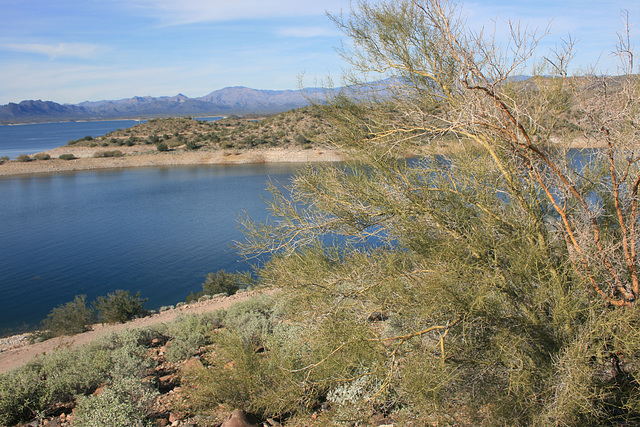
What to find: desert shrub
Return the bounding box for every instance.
[73,376,158,427]
[0,364,44,425]
[0,328,159,425]
[33,153,50,160]
[203,270,247,296]
[181,294,385,419]
[221,295,277,347]
[93,290,148,324]
[96,328,157,379]
[41,295,95,337]
[182,315,316,418]
[294,134,309,145]
[92,150,123,158]
[15,154,31,162]
[155,141,169,152]
[58,153,76,160]
[185,270,249,303]
[185,139,199,150]
[161,313,224,362]
[0,343,113,425]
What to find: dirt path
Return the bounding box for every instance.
[0,290,266,374]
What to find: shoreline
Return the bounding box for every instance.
[0,146,344,177]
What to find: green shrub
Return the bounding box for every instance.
[15,154,31,162]
[33,153,50,160]
[0,327,159,425]
[162,313,223,362]
[185,140,199,150]
[155,141,169,152]
[185,270,249,303]
[93,150,123,158]
[93,290,148,324]
[181,298,325,418]
[73,376,158,427]
[0,343,113,425]
[58,153,76,160]
[42,295,95,337]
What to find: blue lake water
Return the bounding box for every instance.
[0,120,143,159]
[0,119,296,335]
[0,163,298,335]
[0,118,221,159]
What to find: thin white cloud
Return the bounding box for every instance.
[117,0,350,25]
[1,42,101,59]
[276,26,341,38]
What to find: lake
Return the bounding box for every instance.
[0,164,298,335]
[0,119,294,336]
[0,120,143,159]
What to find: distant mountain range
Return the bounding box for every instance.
[0,86,329,124]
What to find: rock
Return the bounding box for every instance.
[169,412,181,424]
[221,409,259,427]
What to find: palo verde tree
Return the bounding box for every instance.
[235,1,640,424]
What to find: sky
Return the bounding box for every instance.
[0,0,638,105]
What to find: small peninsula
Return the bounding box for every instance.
[0,107,343,176]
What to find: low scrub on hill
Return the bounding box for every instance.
[66,106,334,153]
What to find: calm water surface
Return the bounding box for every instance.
[0,120,143,159]
[0,164,297,335]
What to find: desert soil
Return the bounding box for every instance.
[0,290,268,374]
[0,146,343,177]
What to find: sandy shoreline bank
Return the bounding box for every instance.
[0,146,343,177]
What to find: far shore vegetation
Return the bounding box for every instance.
[3,0,640,425]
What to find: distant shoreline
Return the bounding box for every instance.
[0,146,343,177]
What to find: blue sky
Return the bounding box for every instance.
[0,0,637,105]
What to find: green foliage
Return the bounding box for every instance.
[58,153,76,160]
[93,290,148,324]
[0,327,158,425]
[92,150,123,158]
[73,376,158,427]
[226,0,640,424]
[161,313,224,362]
[33,153,50,160]
[186,270,249,303]
[42,294,95,337]
[185,139,199,150]
[155,141,169,152]
[15,154,31,162]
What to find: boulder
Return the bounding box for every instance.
[220,409,259,427]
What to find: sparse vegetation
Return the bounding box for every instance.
[92,150,123,158]
[15,154,31,162]
[58,153,76,160]
[66,107,333,153]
